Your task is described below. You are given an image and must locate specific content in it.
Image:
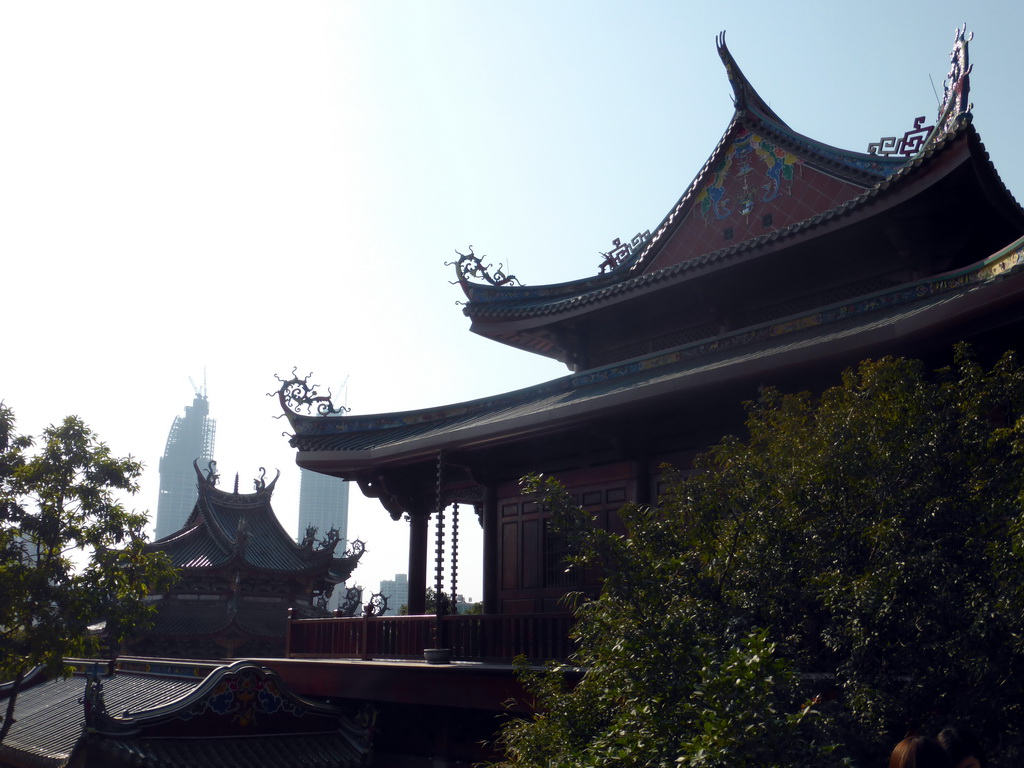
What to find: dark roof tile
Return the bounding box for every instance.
[0,670,201,768]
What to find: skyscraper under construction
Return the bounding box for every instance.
[154,387,216,540]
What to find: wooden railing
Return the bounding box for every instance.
[286,612,574,663]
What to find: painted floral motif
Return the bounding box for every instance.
[697,127,801,222]
[182,668,300,728]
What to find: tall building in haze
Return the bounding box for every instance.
[297,470,350,545]
[297,469,350,610]
[154,390,216,540]
[378,574,408,616]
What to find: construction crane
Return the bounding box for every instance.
[188,371,208,399]
[338,375,350,410]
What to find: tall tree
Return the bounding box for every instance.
[0,405,176,743]
[496,347,1024,767]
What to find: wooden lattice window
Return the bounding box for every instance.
[543,519,582,589]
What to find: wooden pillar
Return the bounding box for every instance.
[407,509,429,615]
[285,607,294,657]
[482,484,499,615]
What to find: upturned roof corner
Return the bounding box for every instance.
[715,30,785,125]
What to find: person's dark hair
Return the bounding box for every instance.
[889,736,953,768]
[938,727,984,767]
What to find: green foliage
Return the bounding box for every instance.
[398,587,447,615]
[495,478,838,768]
[398,588,480,615]
[495,348,1024,767]
[0,404,176,742]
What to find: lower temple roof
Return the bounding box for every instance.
[0,661,204,768]
[0,659,369,768]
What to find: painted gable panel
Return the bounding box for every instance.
[646,126,868,273]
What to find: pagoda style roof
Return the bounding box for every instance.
[453,29,1024,368]
[281,234,1024,512]
[277,28,1024,519]
[0,659,368,768]
[147,461,362,582]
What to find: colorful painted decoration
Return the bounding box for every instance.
[696,126,801,222]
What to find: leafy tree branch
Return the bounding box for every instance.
[0,404,176,744]
[495,347,1024,766]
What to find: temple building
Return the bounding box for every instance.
[128,461,364,659]
[8,28,1020,768]
[276,28,1024,625]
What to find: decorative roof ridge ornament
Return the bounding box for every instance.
[274,369,350,418]
[716,31,785,125]
[448,245,520,288]
[336,584,363,617]
[317,526,342,552]
[873,25,972,159]
[193,459,220,486]
[361,590,389,617]
[936,24,973,136]
[86,661,370,742]
[81,663,109,730]
[342,538,366,561]
[867,115,936,157]
[598,231,651,274]
[252,467,280,493]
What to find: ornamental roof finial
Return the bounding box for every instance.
[936,24,973,136]
[448,246,520,288]
[195,459,219,486]
[273,369,350,418]
[715,31,784,125]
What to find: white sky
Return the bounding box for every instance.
[3,1,1023,600]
